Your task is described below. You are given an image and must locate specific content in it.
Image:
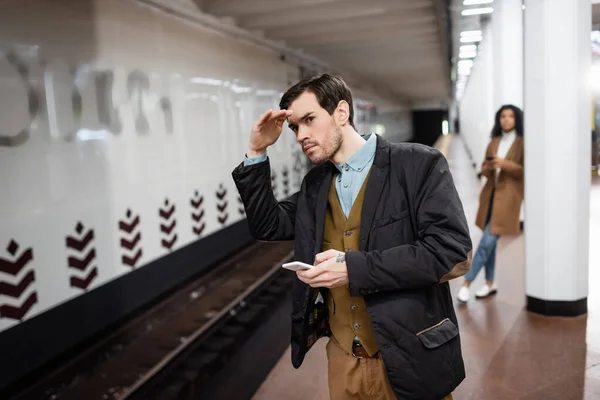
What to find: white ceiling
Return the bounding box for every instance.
[447,0,487,100]
[450,0,600,101]
[195,0,453,107]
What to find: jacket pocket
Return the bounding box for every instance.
[415,318,458,349]
[372,209,410,228]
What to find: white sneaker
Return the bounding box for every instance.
[457,286,470,303]
[475,283,498,299]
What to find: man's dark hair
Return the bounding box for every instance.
[279,74,355,129]
[491,104,524,137]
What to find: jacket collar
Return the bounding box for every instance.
[371,133,391,168]
[359,134,390,249]
[320,133,390,174]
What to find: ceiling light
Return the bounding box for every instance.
[463,0,493,5]
[460,30,483,38]
[459,45,477,52]
[460,36,483,43]
[461,30,482,36]
[459,51,477,58]
[462,7,493,15]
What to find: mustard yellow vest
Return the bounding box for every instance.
[321,170,379,356]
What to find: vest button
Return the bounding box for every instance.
[351,305,358,311]
[343,184,349,188]
[345,231,352,236]
[353,323,360,329]
[345,166,349,171]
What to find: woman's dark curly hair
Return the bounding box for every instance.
[491,104,523,137]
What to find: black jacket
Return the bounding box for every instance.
[232,135,473,399]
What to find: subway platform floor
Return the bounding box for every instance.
[252,135,600,400]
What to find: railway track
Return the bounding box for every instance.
[10,240,295,400]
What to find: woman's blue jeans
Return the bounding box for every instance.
[464,222,499,283]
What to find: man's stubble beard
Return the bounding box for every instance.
[310,125,343,165]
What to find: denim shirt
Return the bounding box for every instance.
[244,133,377,218]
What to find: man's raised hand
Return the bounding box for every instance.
[247,109,293,158]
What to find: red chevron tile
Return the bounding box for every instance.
[216,186,227,200]
[0,270,35,298]
[122,248,143,267]
[161,234,177,250]
[119,208,143,268]
[193,223,206,236]
[0,291,37,320]
[217,202,228,213]
[0,248,33,276]
[119,215,140,234]
[190,197,204,208]
[70,267,98,290]
[65,230,94,252]
[160,220,177,235]
[120,232,141,250]
[159,204,176,220]
[67,249,96,271]
[218,214,228,225]
[192,210,205,222]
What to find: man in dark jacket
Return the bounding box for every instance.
[232,74,472,400]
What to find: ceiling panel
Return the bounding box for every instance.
[197,0,453,105]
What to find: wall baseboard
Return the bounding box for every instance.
[526,296,587,317]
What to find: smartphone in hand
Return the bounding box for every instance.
[282,261,314,271]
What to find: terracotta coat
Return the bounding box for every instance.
[475,136,524,236]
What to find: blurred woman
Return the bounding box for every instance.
[457,104,524,303]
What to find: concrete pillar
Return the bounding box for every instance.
[492,0,524,110]
[492,0,526,223]
[524,0,591,316]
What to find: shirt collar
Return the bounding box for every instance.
[335,133,377,173]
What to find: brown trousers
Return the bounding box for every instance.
[326,337,454,400]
